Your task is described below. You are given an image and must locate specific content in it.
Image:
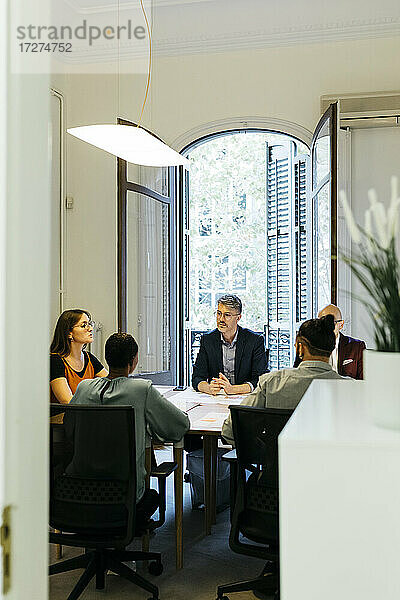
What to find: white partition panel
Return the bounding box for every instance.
[279,379,400,600]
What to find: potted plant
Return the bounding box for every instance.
[340,176,400,429]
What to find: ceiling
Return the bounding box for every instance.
[54,0,400,69]
[62,0,400,55]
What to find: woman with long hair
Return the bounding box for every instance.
[50,309,108,405]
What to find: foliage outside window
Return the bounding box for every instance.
[188,133,271,332]
[187,131,311,369]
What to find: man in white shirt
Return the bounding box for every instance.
[318,304,366,380]
[222,314,346,445]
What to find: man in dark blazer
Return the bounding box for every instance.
[318,304,366,380]
[192,294,268,394]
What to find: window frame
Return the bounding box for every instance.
[310,103,338,313]
[117,117,178,384]
[181,128,315,375]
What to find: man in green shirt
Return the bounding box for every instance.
[71,333,190,524]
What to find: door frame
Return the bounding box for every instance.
[1,0,51,594]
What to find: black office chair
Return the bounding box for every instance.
[216,405,293,600]
[49,405,165,600]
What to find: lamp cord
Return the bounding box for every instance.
[137,0,152,128]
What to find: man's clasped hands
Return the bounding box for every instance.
[207,372,235,395]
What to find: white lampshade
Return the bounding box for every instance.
[67,124,189,168]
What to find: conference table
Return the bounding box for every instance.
[153,386,245,570]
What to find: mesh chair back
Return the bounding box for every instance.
[63,406,135,481]
[229,405,293,549]
[230,405,292,488]
[50,405,136,543]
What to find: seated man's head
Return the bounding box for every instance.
[318,304,344,337]
[216,294,242,339]
[105,333,139,374]
[296,315,336,362]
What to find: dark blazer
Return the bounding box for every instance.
[338,333,366,380]
[293,332,366,380]
[191,326,268,391]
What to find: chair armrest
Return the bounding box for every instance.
[221,450,237,522]
[50,403,67,418]
[150,461,177,479]
[149,461,177,528]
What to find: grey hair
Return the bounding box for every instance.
[217,294,242,314]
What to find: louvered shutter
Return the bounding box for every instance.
[294,154,311,331]
[266,144,292,369]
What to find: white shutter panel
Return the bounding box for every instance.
[294,154,311,329]
[266,144,292,369]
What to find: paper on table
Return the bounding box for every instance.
[196,412,227,428]
[154,385,175,396]
[164,387,219,403]
[217,395,245,406]
[168,387,205,400]
[168,398,200,412]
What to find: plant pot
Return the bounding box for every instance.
[364,349,400,430]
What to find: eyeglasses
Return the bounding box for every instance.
[215,310,240,320]
[74,320,94,330]
[334,319,344,324]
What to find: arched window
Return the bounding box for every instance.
[184,130,311,374]
[118,108,337,385]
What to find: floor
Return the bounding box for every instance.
[49,447,270,600]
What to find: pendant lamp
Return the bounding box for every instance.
[67,1,188,169]
[67,124,189,167]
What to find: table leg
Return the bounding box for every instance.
[204,436,217,534]
[203,436,212,535]
[210,437,217,525]
[55,533,63,559]
[173,445,184,570]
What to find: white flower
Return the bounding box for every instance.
[364,208,372,237]
[339,191,361,244]
[341,180,400,252]
[388,176,400,239]
[364,208,374,252]
[368,188,389,249]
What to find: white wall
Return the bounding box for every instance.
[350,127,400,347]
[51,34,400,348]
[49,72,146,351]
[149,36,400,143]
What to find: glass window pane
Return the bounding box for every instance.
[127,163,169,197]
[127,191,170,374]
[314,182,331,311]
[188,132,268,333]
[313,118,330,189]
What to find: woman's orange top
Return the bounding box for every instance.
[50,352,101,422]
[50,353,96,403]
